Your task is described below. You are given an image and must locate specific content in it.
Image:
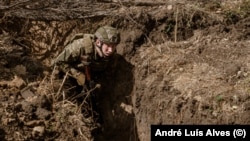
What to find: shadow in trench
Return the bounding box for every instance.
[0,128,6,141]
[92,54,139,141]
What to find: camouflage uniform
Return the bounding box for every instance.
[53,26,119,87]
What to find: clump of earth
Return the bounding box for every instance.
[0,0,249,141]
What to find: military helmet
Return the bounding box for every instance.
[94,26,120,44]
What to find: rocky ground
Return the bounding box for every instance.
[0,0,249,141]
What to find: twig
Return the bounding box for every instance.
[114,1,166,6]
[78,127,89,140]
[50,65,57,100]
[0,0,31,11]
[50,65,57,85]
[56,71,69,98]
[20,81,40,93]
[76,84,100,113]
[175,5,179,43]
[38,75,47,88]
[62,91,65,105]
[12,38,30,50]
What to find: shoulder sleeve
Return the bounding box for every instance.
[82,34,94,54]
[55,39,84,64]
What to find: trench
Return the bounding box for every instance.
[91,54,138,141]
[2,1,247,140]
[0,16,140,140]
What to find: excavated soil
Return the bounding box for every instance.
[0,0,250,141]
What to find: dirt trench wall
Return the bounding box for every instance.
[130,2,250,141]
[131,34,250,140]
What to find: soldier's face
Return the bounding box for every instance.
[101,43,117,57]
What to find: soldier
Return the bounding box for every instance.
[53,25,120,91]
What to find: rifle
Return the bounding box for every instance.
[85,65,92,86]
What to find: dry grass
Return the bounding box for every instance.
[33,66,99,140]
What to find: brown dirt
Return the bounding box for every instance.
[0,0,249,141]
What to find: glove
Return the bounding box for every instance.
[70,68,86,86]
[76,73,86,86]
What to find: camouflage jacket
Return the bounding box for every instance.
[54,33,115,79]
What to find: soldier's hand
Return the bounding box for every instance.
[76,73,86,86]
[89,80,101,89]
